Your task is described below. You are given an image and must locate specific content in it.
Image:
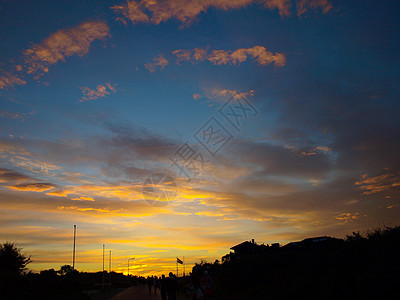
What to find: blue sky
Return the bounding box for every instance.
[1,0,399,275]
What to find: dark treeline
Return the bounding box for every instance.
[1,268,134,299]
[0,243,133,300]
[188,226,400,299]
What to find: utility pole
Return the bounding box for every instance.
[109,250,111,287]
[102,244,105,290]
[72,225,76,270]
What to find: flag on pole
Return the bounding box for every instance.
[177,257,183,264]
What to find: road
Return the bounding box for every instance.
[110,285,190,300]
[110,286,160,300]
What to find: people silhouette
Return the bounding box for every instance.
[154,275,159,295]
[200,271,214,300]
[160,274,167,300]
[147,276,153,295]
[166,272,178,300]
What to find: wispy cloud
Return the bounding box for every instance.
[213,88,255,99]
[193,93,202,100]
[208,46,286,66]
[112,0,331,26]
[335,212,359,223]
[296,0,332,17]
[79,82,117,102]
[144,54,169,73]
[355,171,400,195]
[23,21,110,79]
[46,190,73,197]
[265,0,292,17]
[300,146,331,157]
[0,139,62,177]
[194,88,255,106]
[9,156,61,174]
[146,46,285,72]
[7,182,56,192]
[0,68,26,90]
[71,196,95,201]
[0,167,34,183]
[0,110,35,122]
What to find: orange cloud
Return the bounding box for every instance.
[215,89,255,99]
[71,196,95,201]
[7,182,56,192]
[112,0,294,26]
[265,0,292,17]
[79,82,117,102]
[75,184,143,201]
[335,212,359,223]
[42,183,145,202]
[112,0,331,26]
[0,110,34,122]
[355,172,400,195]
[57,206,121,214]
[46,190,73,197]
[0,68,26,90]
[196,88,256,106]
[144,54,169,73]
[296,0,332,17]
[173,49,193,64]
[192,48,208,61]
[23,21,110,78]
[314,146,331,151]
[149,46,285,72]
[300,146,331,157]
[193,93,202,100]
[190,46,285,66]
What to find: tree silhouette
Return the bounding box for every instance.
[59,264,74,276]
[0,242,31,277]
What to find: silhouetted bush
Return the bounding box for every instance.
[0,242,31,278]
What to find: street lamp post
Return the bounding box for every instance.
[72,225,76,270]
[127,258,135,277]
[102,244,105,290]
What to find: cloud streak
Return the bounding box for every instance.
[7,182,56,192]
[144,54,169,73]
[79,82,117,102]
[146,46,285,72]
[23,21,110,79]
[0,110,34,122]
[112,0,332,26]
[175,46,286,66]
[296,0,332,16]
[0,167,34,183]
[0,69,26,90]
[355,171,400,195]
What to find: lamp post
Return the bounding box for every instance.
[102,244,105,290]
[127,258,135,277]
[72,225,76,270]
[109,250,111,287]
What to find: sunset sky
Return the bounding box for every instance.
[1,0,399,276]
